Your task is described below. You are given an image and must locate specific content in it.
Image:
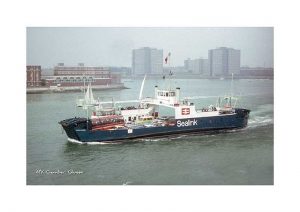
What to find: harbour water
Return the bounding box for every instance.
[27,78,273,185]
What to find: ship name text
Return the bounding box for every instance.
[177,119,198,127]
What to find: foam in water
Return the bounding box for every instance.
[122,181,133,185]
[248,116,273,128]
[67,138,122,145]
[247,103,273,128]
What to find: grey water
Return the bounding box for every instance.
[27,78,273,185]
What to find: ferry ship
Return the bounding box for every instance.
[59,75,250,143]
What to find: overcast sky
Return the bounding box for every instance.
[27,27,273,68]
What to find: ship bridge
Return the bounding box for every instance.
[153,86,180,107]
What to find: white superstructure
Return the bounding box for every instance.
[139,85,230,119]
[76,73,238,123]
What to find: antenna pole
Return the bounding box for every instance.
[83,72,86,94]
[168,52,171,90]
[86,105,89,130]
[230,72,234,96]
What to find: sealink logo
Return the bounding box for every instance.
[177,119,198,127]
[181,108,190,115]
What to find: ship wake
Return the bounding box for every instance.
[67,138,122,145]
[248,104,273,128]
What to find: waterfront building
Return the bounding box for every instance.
[209,47,240,76]
[132,47,163,75]
[44,63,121,87]
[26,65,42,87]
[184,58,209,75]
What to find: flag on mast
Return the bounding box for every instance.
[164,52,171,64]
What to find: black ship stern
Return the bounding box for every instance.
[235,108,251,127]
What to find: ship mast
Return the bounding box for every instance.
[230,72,234,107]
[168,52,171,91]
[83,70,86,95]
[164,52,172,90]
[230,72,234,96]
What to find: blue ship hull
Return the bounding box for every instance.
[59,108,250,143]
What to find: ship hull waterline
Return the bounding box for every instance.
[59,108,250,143]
